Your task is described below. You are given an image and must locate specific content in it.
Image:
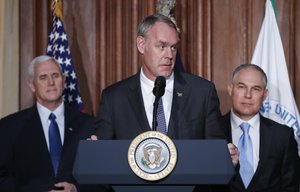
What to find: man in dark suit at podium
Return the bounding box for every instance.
[90,13,239,192]
[92,14,238,167]
[0,55,109,192]
[219,64,299,192]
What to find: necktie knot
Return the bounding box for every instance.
[240,122,251,134]
[49,113,56,120]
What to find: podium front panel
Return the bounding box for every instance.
[73,140,235,185]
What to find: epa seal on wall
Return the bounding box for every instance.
[128,131,177,181]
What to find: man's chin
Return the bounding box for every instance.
[159,71,172,78]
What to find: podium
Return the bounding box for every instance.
[73,140,235,192]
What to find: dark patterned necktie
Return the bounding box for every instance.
[48,113,62,176]
[156,98,167,134]
[238,122,254,188]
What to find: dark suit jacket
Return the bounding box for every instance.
[216,112,300,192]
[0,104,95,192]
[94,71,225,140]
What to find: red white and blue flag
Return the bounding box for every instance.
[46,0,84,111]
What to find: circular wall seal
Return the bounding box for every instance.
[128,131,177,181]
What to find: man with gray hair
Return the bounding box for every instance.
[216,64,299,191]
[0,55,109,192]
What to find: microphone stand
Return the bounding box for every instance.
[152,96,160,131]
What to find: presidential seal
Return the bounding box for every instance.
[128,131,177,181]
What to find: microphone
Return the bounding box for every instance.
[152,76,166,131]
[152,76,166,97]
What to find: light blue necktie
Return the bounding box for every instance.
[156,98,167,134]
[49,113,62,176]
[238,122,254,188]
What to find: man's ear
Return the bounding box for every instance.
[136,36,145,54]
[27,79,35,92]
[62,74,66,85]
[263,88,269,101]
[227,83,233,96]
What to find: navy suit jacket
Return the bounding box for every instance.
[94,71,225,140]
[0,104,95,192]
[218,112,299,192]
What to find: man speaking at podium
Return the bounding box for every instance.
[92,13,238,175]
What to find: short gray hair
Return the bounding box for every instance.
[232,64,268,88]
[137,14,179,39]
[28,55,62,79]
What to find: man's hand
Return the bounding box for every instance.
[228,143,239,167]
[88,135,98,140]
[49,182,77,192]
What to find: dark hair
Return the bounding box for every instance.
[232,64,268,88]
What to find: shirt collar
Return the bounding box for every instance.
[140,68,174,95]
[230,109,259,129]
[37,102,64,120]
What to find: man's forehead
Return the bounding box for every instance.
[236,80,264,88]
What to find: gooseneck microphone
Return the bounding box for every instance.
[152,76,166,131]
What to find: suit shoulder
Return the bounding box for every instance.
[180,72,214,84]
[102,74,138,94]
[261,116,294,135]
[0,107,35,136]
[0,107,33,123]
[65,105,95,121]
[179,72,216,91]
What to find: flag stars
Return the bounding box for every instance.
[58,45,65,54]
[54,32,60,41]
[49,33,55,40]
[70,71,76,79]
[46,16,85,111]
[57,57,64,65]
[65,58,71,66]
[56,20,62,28]
[76,96,83,104]
[53,44,58,52]
[68,95,73,102]
[68,82,76,91]
[60,33,67,41]
[63,71,69,77]
[47,45,52,53]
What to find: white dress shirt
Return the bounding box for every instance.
[37,102,65,149]
[140,68,174,130]
[230,111,260,172]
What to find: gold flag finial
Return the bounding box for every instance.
[51,0,63,20]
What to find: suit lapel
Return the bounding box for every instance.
[247,116,271,190]
[26,106,54,175]
[168,72,187,139]
[128,73,151,132]
[62,105,77,150]
[56,106,74,176]
[221,112,233,142]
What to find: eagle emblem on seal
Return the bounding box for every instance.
[141,143,165,169]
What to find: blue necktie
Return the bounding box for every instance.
[156,98,167,134]
[49,113,62,176]
[238,122,254,188]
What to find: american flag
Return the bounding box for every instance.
[46,0,84,111]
